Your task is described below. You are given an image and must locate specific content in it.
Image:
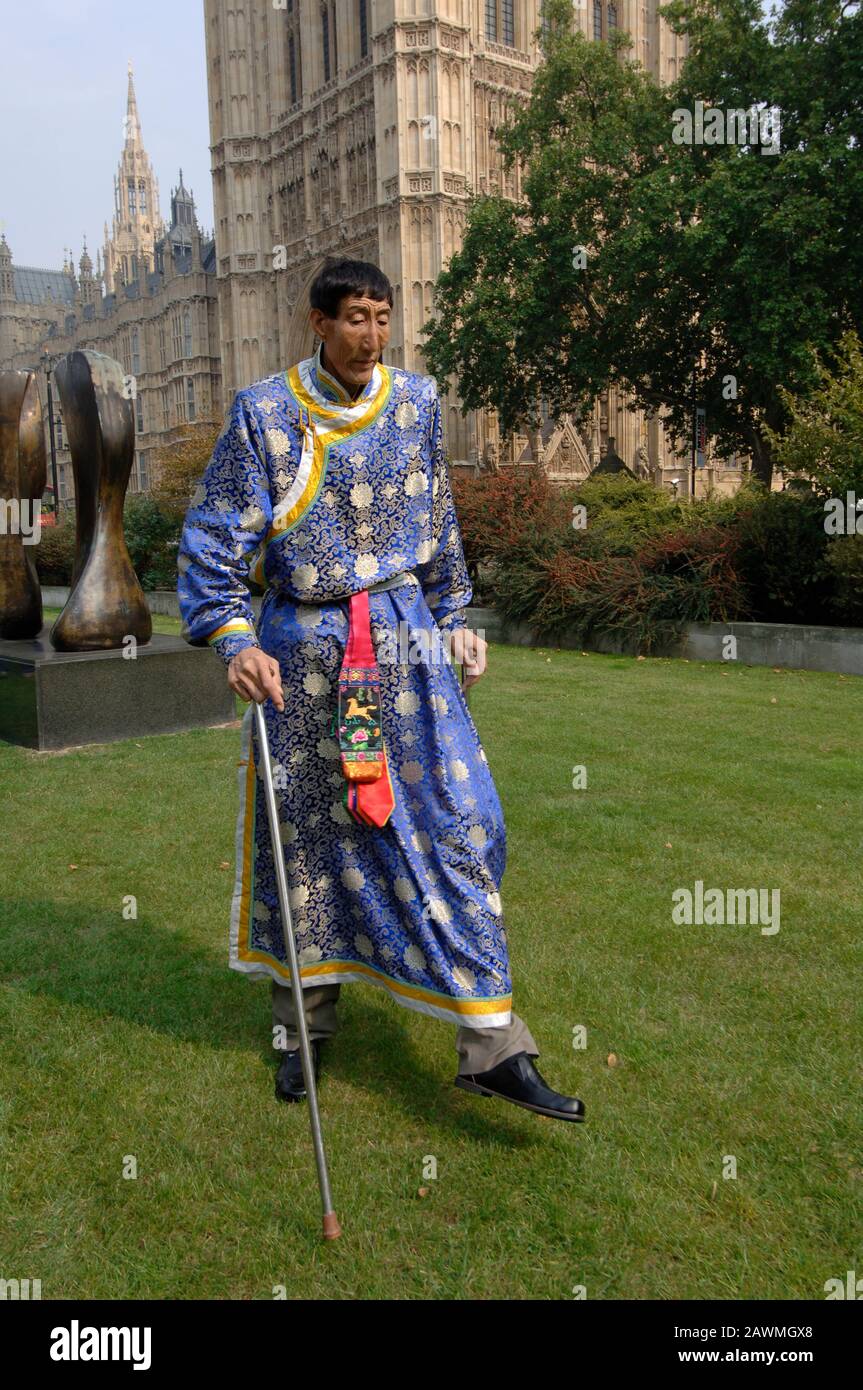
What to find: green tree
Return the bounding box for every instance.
[421,0,863,489]
[766,330,863,497]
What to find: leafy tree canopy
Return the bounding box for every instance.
[421,0,862,487]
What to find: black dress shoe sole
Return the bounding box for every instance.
[275,1049,321,1103]
[275,1085,308,1104]
[454,1074,585,1122]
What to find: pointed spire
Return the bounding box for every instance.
[124,60,142,147]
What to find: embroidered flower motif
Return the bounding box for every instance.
[411,830,432,854]
[354,553,380,580]
[404,944,426,972]
[395,400,419,429]
[354,933,374,957]
[415,539,434,563]
[289,884,310,910]
[316,737,340,761]
[394,877,416,902]
[404,472,427,497]
[303,671,329,697]
[292,562,318,591]
[450,759,470,782]
[486,891,503,916]
[299,944,323,964]
[401,760,424,784]
[253,900,271,921]
[453,965,477,992]
[341,867,365,891]
[395,690,420,717]
[297,606,323,627]
[468,824,488,848]
[350,481,373,508]
[279,821,298,844]
[427,896,451,924]
[239,503,266,531]
[265,427,293,455]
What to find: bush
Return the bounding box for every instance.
[825,534,863,626]
[34,515,77,585]
[729,488,833,623]
[123,497,183,591]
[451,468,849,650]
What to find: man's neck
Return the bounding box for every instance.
[320,342,365,401]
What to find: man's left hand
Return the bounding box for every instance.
[449,626,487,689]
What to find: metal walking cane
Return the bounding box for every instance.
[253,697,341,1242]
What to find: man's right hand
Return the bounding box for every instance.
[228,646,285,711]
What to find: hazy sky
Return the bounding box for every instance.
[0,0,214,271]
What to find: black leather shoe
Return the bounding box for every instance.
[275,1040,322,1103]
[455,1051,585,1122]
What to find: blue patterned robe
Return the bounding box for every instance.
[177,343,513,1027]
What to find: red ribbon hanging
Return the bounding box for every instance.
[337,589,396,828]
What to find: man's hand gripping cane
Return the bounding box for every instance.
[228,646,285,711]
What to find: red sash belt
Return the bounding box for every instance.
[336,589,396,828]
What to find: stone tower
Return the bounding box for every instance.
[201,1,692,478]
[102,63,164,294]
[77,241,98,309]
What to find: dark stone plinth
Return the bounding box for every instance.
[0,632,237,750]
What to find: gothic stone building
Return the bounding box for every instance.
[0,68,222,505]
[203,0,746,497]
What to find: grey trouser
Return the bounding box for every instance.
[271,980,539,1076]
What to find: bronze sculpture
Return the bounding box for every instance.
[51,350,152,651]
[0,371,47,640]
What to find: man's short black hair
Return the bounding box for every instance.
[310,257,394,318]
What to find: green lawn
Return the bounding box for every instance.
[1,631,860,1299]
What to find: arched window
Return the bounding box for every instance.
[139,180,148,215]
[288,34,298,103]
[485,0,515,46]
[183,308,192,358]
[359,0,369,57]
[608,3,618,30]
[322,6,330,82]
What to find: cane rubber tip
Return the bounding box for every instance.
[323,1212,342,1240]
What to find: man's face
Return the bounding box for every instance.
[310,294,392,396]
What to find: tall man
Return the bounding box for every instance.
[178,258,584,1124]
